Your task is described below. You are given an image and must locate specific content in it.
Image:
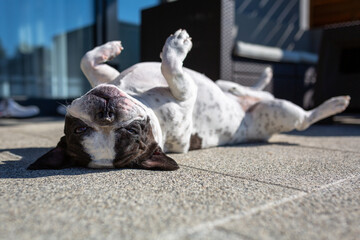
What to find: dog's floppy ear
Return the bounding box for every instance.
[27,136,74,170]
[136,145,179,171]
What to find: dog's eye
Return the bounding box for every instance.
[126,128,138,134]
[74,126,88,134]
[125,126,140,134]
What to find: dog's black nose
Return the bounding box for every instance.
[95,110,115,125]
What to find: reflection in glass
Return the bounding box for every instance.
[117,0,159,71]
[0,0,95,99]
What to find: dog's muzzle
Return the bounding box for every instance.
[86,85,140,126]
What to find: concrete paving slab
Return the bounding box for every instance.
[0,130,58,150]
[0,117,64,145]
[0,118,359,240]
[270,125,360,153]
[0,117,64,127]
[184,175,360,240]
[173,145,360,192]
[0,166,298,240]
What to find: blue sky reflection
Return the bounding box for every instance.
[0,0,94,57]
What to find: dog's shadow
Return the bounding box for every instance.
[0,147,112,179]
[222,141,299,149]
[0,141,300,179]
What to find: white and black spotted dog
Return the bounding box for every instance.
[28,29,350,171]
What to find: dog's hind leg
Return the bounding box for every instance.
[81,41,123,87]
[216,83,274,103]
[216,67,273,100]
[244,96,351,141]
[160,29,197,101]
[251,67,273,90]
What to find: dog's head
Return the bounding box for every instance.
[28,84,178,171]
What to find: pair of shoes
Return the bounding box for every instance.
[0,99,40,118]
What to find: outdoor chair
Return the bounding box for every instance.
[141,0,317,108]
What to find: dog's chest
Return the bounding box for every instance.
[152,99,194,153]
[145,88,245,152]
[116,62,246,151]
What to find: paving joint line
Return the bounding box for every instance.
[158,174,359,240]
[179,164,306,193]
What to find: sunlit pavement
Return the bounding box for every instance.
[1,117,359,240]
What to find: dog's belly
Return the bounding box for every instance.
[190,77,245,148]
[112,62,169,93]
[112,62,246,150]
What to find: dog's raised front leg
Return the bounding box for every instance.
[81,41,123,87]
[160,29,197,101]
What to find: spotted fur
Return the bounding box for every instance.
[28,29,350,171]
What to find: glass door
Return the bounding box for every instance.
[0,0,95,99]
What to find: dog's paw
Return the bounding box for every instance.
[259,67,273,87]
[161,29,192,62]
[321,95,351,114]
[98,41,124,62]
[262,67,273,81]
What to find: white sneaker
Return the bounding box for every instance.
[0,99,40,118]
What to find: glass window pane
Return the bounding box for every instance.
[117,0,159,71]
[0,0,95,99]
[118,0,159,25]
